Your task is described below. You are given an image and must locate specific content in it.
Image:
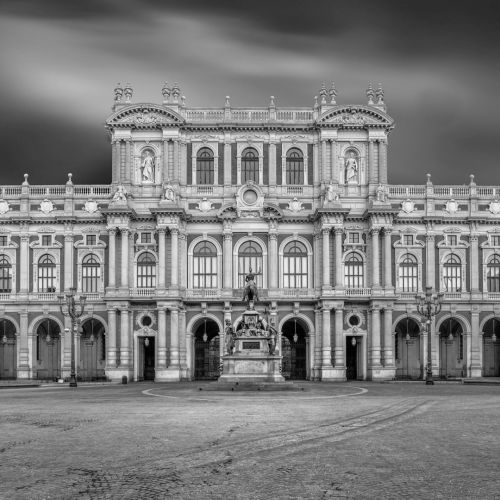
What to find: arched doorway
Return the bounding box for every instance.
[79,318,106,381]
[194,318,220,380]
[0,319,17,379]
[281,318,307,380]
[439,318,464,379]
[36,319,61,380]
[395,317,421,380]
[482,318,500,377]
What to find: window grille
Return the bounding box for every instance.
[487,255,500,292]
[38,254,56,292]
[82,254,100,293]
[345,252,364,288]
[0,255,11,292]
[196,148,214,184]
[137,252,156,288]
[283,241,308,288]
[238,241,263,288]
[0,236,7,246]
[241,148,259,184]
[86,235,97,246]
[286,148,304,185]
[42,235,52,246]
[443,254,461,292]
[399,254,418,292]
[193,241,217,288]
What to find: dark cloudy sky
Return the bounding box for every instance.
[1,0,499,186]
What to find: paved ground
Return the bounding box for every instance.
[1,382,499,499]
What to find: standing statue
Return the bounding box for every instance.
[162,180,176,202]
[376,183,387,202]
[112,184,128,202]
[224,319,235,355]
[345,152,359,183]
[141,150,155,182]
[267,323,278,355]
[242,268,260,305]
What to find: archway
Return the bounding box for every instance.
[395,317,421,380]
[79,318,106,381]
[0,319,17,379]
[482,318,500,377]
[439,318,464,379]
[194,318,220,380]
[36,318,61,380]
[281,318,307,380]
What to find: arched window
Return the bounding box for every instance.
[196,147,214,184]
[0,256,12,293]
[38,254,56,292]
[283,241,308,288]
[443,254,461,292]
[345,252,364,288]
[137,252,156,288]
[238,241,263,288]
[286,148,304,185]
[487,255,500,292]
[193,241,217,289]
[399,254,418,292]
[82,254,100,293]
[241,148,259,184]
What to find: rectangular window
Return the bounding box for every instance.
[0,236,7,246]
[403,235,414,246]
[141,233,152,244]
[349,233,360,244]
[448,235,457,246]
[86,235,97,246]
[491,235,500,246]
[42,235,52,246]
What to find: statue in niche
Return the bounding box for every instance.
[344,151,359,184]
[224,319,235,355]
[141,150,156,183]
[376,184,387,202]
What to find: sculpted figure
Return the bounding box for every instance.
[267,324,278,355]
[112,185,128,202]
[345,152,359,183]
[376,184,387,202]
[242,268,260,304]
[141,150,155,182]
[224,319,235,355]
[162,181,176,202]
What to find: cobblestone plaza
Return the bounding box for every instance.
[1,382,499,499]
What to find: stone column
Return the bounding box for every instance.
[334,307,345,368]
[383,307,395,368]
[120,229,129,289]
[313,306,322,380]
[470,235,479,293]
[321,141,328,182]
[322,306,332,369]
[223,224,233,289]
[112,141,119,183]
[162,139,169,182]
[378,140,387,184]
[334,228,343,288]
[268,226,278,289]
[368,140,376,184]
[370,306,382,373]
[170,228,179,287]
[371,228,380,288]
[108,229,116,288]
[120,308,130,368]
[125,140,132,183]
[313,232,321,291]
[20,234,29,294]
[322,228,331,289]
[157,307,167,369]
[157,228,166,289]
[169,307,180,368]
[383,228,392,289]
[173,140,180,183]
[179,307,188,378]
[331,140,337,183]
[17,310,30,378]
[64,234,74,291]
[269,141,277,187]
[106,308,117,368]
[426,235,436,290]
[179,231,188,289]
[224,141,232,186]
[470,307,481,377]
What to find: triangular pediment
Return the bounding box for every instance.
[106,104,185,129]
[317,105,394,128]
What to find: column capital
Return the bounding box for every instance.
[383,227,393,235]
[64,234,74,242]
[425,233,435,242]
[334,227,344,235]
[322,227,331,236]
[369,227,381,235]
[170,227,179,236]
[156,227,167,234]
[107,228,117,236]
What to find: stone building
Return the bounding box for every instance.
[0,82,499,382]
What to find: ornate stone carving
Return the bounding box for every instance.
[401,199,415,214]
[288,198,303,212]
[39,199,55,214]
[445,199,459,214]
[0,200,10,215]
[489,200,500,215]
[83,199,99,214]
[198,198,213,212]
[111,185,128,203]
[161,181,177,202]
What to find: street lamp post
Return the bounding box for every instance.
[58,287,86,388]
[416,286,444,385]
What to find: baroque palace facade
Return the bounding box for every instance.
[0,82,500,382]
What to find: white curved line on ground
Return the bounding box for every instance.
[141,386,368,401]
